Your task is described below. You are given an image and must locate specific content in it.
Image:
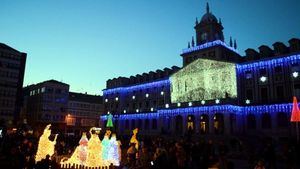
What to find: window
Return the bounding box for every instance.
[55,89,62,94]
[246,89,253,100]
[152,119,157,130]
[274,65,282,73]
[131,119,135,129]
[247,114,256,129]
[245,71,252,79]
[138,119,143,129]
[276,86,284,100]
[262,113,272,129]
[261,88,268,102]
[125,120,129,129]
[277,112,288,128]
[209,51,215,57]
[259,68,267,75]
[144,119,149,130]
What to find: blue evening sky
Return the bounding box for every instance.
[1,0,299,95]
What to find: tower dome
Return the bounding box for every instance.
[200,2,218,23]
[194,2,224,45]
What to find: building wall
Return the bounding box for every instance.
[0,43,26,127]
[66,92,103,134]
[24,80,69,131]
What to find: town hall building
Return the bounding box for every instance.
[101,3,300,138]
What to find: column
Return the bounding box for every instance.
[224,113,231,135]
[195,115,200,135]
[209,114,215,134]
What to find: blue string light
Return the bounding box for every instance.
[101,103,293,120]
[236,54,300,74]
[181,40,238,55]
[103,79,170,95]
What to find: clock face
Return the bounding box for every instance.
[201,33,207,41]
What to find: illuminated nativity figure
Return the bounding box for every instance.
[85,127,104,167]
[130,128,139,150]
[102,130,111,165]
[35,124,58,162]
[60,132,89,166]
[108,133,121,166]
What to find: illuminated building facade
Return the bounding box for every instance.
[101,3,300,138]
[0,43,26,127]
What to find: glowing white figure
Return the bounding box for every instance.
[35,124,58,162]
[60,132,88,166]
[108,134,121,166]
[130,128,139,150]
[101,130,111,164]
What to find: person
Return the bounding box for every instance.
[254,160,265,169]
[175,142,186,169]
[127,143,137,167]
[137,147,151,169]
[39,154,51,169]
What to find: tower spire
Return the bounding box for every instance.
[234,39,237,49]
[191,36,195,47]
[206,2,210,13]
[229,37,233,47]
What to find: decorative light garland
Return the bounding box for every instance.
[103,79,170,95]
[236,54,300,73]
[181,40,238,55]
[101,103,294,120]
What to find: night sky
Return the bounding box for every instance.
[1,0,299,95]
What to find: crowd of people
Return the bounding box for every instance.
[0,128,300,169]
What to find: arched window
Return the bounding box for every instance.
[125,120,129,129]
[175,115,183,134]
[131,119,135,129]
[262,113,272,129]
[152,119,157,130]
[138,119,143,129]
[144,119,149,130]
[247,114,256,129]
[277,112,288,128]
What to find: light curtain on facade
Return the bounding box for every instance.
[170,58,237,103]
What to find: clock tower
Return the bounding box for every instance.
[195,3,224,45]
[181,3,241,66]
